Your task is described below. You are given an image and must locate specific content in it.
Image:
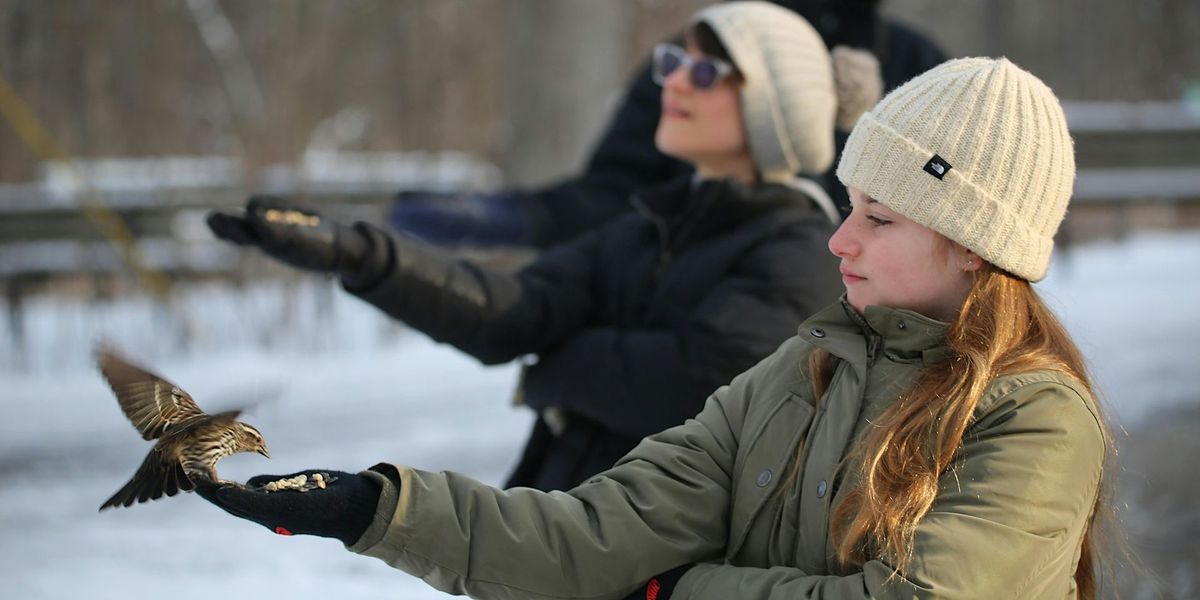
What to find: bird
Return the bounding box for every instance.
[96,346,270,510]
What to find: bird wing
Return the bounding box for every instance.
[96,347,206,441]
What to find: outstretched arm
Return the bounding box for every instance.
[208,195,605,364]
[345,221,606,364]
[197,348,801,599]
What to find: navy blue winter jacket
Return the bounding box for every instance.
[348,177,842,490]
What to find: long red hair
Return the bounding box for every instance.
[807,264,1110,598]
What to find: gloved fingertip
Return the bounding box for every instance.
[207,211,259,245]
[205,210,235,226]
[248,195,317,217]
[246,474,285,488]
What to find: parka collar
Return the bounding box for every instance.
[860,304,950,358]
[797,298,952,380]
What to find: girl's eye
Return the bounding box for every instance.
[867,215,892,226]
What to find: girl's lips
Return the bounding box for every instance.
[840,268,865,283]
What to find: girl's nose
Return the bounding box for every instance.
[827,217,858,259]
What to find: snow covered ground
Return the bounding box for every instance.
[1,282,530,599]
[1,230,1198,599]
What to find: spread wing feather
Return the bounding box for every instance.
[96,347,206,441]
[100,447,175,510]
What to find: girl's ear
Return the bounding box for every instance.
[962,250,983,273]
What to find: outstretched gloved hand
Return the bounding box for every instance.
[195,470,381,545]
[207,195,371,276]
[389,190,528,247]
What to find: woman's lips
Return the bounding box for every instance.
[840,268,865,284]
[662,103,690,119]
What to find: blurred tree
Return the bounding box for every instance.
[0,0,1194,185]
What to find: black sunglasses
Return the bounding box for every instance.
[652,43,735,91]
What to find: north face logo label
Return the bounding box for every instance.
[923,154,952,180]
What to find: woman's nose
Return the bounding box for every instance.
[664,64,692,92]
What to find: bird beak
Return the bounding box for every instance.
[257,446,271,458]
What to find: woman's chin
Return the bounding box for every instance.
[653,136,691,163]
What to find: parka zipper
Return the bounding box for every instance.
[632,180,724,279]
[654,188,719,278]
[866,333,882,367]
[653,226,672,278]
[631,193,675,279]
[655,247,672,274]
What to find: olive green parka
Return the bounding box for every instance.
[348,300,1105,599]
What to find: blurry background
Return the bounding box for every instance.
[0,1,1197,598]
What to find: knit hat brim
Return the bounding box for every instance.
[836,58,1074,282]
[837,112,1054,281]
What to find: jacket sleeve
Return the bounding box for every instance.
[342,222,601,365]
[345,350,791,600]
[513,59,693,248]
[668,374,1106,599]
[527,228,840,439]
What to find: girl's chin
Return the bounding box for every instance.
[844,292,869,314]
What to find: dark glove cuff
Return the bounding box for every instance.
[330,475,382,546]
[341,222,396,291]
[332,222,370,276]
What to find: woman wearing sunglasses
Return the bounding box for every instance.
[206,2,878,494]
[202,3,1112,596]
[387,3,945,252]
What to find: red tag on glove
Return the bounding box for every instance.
[647,578,661,600]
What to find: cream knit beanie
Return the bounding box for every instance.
[696,2,880,182]
[836,57,1075,281]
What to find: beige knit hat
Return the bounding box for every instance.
[695,2,880,182]
[836,57,1075,281]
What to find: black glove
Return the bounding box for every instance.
[195,470,381,546]
[622,565,689,600]
[208,195,371,275]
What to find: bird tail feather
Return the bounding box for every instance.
[99,449,190,510]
